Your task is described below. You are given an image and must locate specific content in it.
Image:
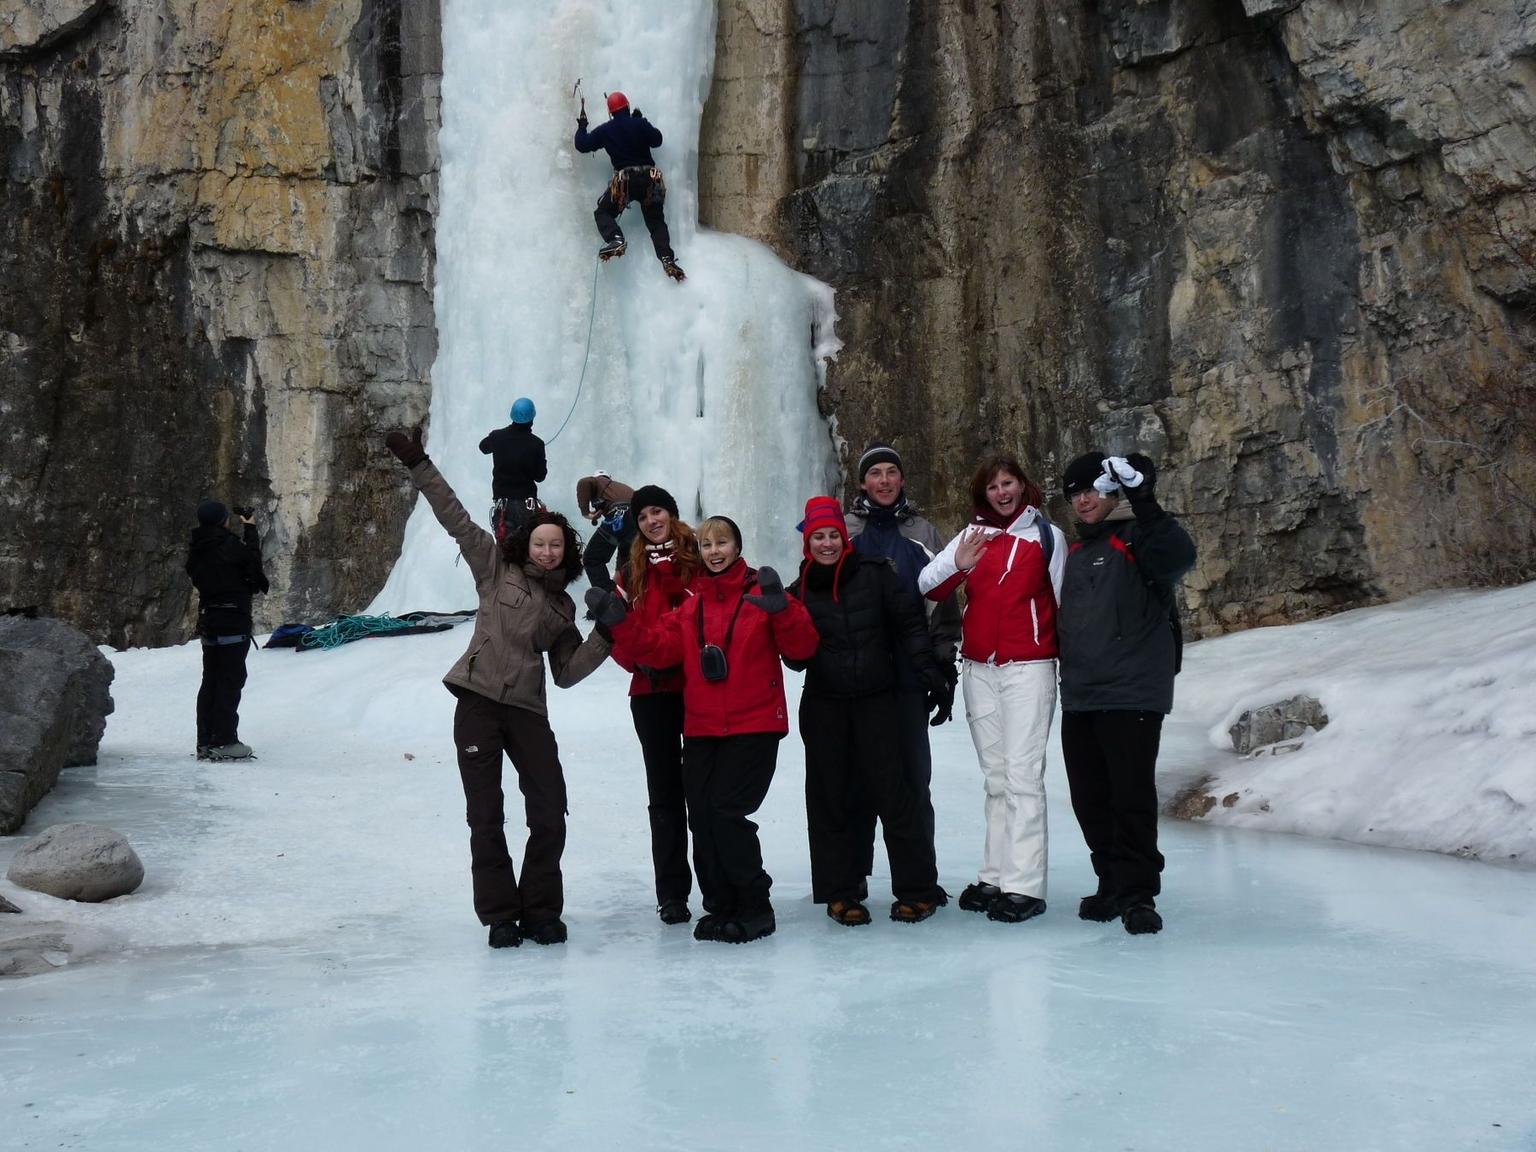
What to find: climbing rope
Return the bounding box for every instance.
[545,255,602,445]
[299,613,418,651]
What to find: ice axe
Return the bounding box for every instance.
[573,77,585,119]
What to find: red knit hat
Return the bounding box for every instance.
[799,496,848,551]
[607,91,629,115]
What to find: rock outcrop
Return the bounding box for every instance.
[700,0,1536,634]
[0,615,114,834]
[7,822,144,902]
[0,0,441,646]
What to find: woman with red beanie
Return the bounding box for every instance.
[608,484,702,926]
[587,516,819,944]
[918,455,1067,924]
[787,497,946,926]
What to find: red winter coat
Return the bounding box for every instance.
[609,553,696,696]
[613,558,820,737]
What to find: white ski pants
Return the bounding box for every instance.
[962,659,1057,899]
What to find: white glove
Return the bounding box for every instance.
[1096,455,1144,494]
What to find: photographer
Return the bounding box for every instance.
[185,499,269,761]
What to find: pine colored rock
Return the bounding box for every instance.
[7,824,144,903]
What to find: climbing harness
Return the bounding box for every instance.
[544,255,601,445]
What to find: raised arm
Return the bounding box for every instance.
[918,528,968,601]
[387,429,498,586]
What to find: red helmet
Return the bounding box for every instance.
[606,91,629,115]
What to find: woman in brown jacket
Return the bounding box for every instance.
[387,429,612,949]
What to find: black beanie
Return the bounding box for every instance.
[630,484,680,521]
[709,516,744,552]
[857,441,904,480]
[1061,452,1107,498]
[196,499,229,527]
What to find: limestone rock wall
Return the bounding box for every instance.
[700,0,1536,634]
[0,0,440,646]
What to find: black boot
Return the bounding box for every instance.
[599,238,627,260]
[693,913,723,942]
[658,899,692,925]
[987,893,1047,923]
[713,906,775,944]
[522,918,569,946]
[1122,903,1163,935]
[660,255,686,282]
[958,881,1000,913]
[487,921,522,948]
[1079,893,1120,922]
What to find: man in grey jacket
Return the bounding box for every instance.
[845,441,962,891]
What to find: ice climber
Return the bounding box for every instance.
[385,426,614,950]
[479,397,547,541]
[186,499,269,762]
[1057,452,1196,937]
[574,90,686,282]
[576,470,636,592]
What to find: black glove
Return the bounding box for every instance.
[744,566,787,615]
[631,107,642,119]
[577,114,588,129]
[584,587,629,628]
[385,427,427,468]
[927,660,958,727]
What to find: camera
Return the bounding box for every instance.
[234,505,255,520]
[700,644,729,682]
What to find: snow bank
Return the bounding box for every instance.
[1168,582,1536,864]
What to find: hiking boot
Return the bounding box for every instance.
[1122,903,1163,935]
[487,921,522,948]
[890,899,938,924]
[598,238,627,260]
[958,881,1001,913]
[660,256,686,282]
[712,907,775,944]
[693,913,724,942]
[1079,893,1120,922]
[522,918,568,946]
[827,899,871,927]
[204,742,254,761]
[658,899,692,926]
[987,893,1047,924]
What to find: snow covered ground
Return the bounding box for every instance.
[3,590,1536,1151]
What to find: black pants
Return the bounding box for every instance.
[630,693,692,905]
[802,692,938,904]
[452,688,569,927]
[682,733,779,917]
[595,168,673,261]
[854,686,936,878]
[584,525,620,592]
[1061,709,1166,907]
[196,636,249,747]
[490,497,536,542]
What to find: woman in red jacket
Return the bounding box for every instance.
[589,516,820,944]
[608,485,701,926]
[918,454,1066,925]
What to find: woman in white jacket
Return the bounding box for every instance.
[918,453,1066,923]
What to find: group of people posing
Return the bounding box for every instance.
[382,413,1196,951]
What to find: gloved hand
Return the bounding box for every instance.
[577,114,588,129]
[744,566,787,615]
[385,427,427,468]
[584,587,629,628]
[631,107,642,119]
[1123,452,1157,501]
[1095,454,1144,496]
[927,660,959,727]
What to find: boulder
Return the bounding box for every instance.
[1229,694,1329,755]
[0,893,20,913]
[0,616,115,834]
[6,823,144,902]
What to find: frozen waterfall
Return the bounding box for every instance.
[373,0,840,611]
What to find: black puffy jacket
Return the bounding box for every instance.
[574,109,662,170]
[478,424,547,502]
[185,523,269,636]
[787,552,935,699]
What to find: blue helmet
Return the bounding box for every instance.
[510,397,536,425]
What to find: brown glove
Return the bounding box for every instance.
[385,427,427,468]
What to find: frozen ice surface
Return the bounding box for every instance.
[3,614,1535,1151]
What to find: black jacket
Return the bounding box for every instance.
[574,108,662,170]
[185,523,269,635]
[787,552,935,699]
[1057,499,1196,714]
[478,424,547,502]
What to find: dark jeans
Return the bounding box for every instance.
[595,168,673,261]
[196,635,249,748]
[1061,709,1166,907]
[452,688,569,926]
[802,691,938,904]
[855,687,936,878]
[584,525,619,592]
[630,693,692,905]
[682,733,779,917]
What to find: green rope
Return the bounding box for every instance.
[545,255,602,445]
[299,613,417,651]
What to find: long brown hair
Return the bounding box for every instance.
[626,516,701,606]
[969,453,1044,515]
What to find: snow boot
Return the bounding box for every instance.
[598,238,627,261]
[1122,903,1163,935]
[693,913,723,942]
[958,881,1001,913]
[713,906,775,944]
[487,921,522,948]
[890,899,938,924]
[522,918,569,946]
[987,893,1047,924]
[660,255,686,282]
[1079,893,1120,922]
[658,899,692,926]
[204,742,254,761]
[827,899,871,927]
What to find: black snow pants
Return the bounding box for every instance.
[1061,709,1166,908]
[681,733,779,918]
[594,167,674,261]
[630,692,692,906]
[853,684,937,881]
[801,691,939,905]
[451,686,569,927]
[196,634,250,748]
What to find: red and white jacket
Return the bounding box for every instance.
[918,506,1067,665]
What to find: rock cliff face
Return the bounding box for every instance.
[0,0,439,646]
[701,0,1536,634]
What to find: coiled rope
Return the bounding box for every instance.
[299,613,417,651]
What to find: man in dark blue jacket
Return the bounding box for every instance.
[574,91,685,281]
[1057,451,1196,937]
